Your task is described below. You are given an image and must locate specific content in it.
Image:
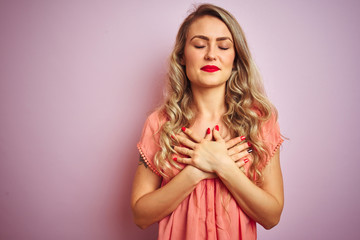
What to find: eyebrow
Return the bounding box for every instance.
[190,35,233,43]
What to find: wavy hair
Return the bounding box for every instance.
[154,4,276,185]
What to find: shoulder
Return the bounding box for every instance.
[251,105,282,149]
[261,110,279,131]
[250,105,278,129]
[144,109,167,131]
[147,109,167,123]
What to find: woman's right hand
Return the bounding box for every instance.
[174,128,217,181]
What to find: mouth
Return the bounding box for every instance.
[200,65,220,72]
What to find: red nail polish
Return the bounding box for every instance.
[181,127,186,132]
[215,125,219,131]
[206,128,211,134]
[173,157,177,161]
[240,136,246,141]
[244,158,249,163]
[248,142,252,147]
[171,135,175,140]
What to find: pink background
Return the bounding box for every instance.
[1,0,359,239]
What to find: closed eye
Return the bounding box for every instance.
[195,45,205,49]
[219,46,229,50]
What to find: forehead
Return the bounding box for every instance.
[187,15,233,40]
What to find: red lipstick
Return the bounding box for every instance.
[201,65,220,72]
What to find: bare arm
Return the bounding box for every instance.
[131,156,213,229]
[215,149,284,229]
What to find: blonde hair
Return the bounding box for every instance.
[154,4,276,185]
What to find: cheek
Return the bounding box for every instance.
[184,53,198,68]
[185,64,196,81]
[183,45,202,67]
[224,53,236,77]
[226,52,236,66]
[183,52,200,80]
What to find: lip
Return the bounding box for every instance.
[200,65,220,72]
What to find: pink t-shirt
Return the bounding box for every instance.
[137,110,283,240]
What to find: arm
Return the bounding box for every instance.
[215,149,284,229]
[131,157,214,229]
[175,126,284,229]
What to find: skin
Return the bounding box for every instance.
[131,15,284,230]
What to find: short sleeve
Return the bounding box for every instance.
[137,111,164,176]
[260,112,284,164]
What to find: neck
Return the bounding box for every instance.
[190,84,227,121]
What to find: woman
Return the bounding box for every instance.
[131,4,284,240]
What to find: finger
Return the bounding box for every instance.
[228,142,250,156]
[235,158,250,168]
[225,136,244,149]
[173,156,192,165]
[204,127,212,140]
[181,127,202,143]
[212,125,223,141]
[176,135,197,149]
[226,136,246,149]
[174,146,194,157]
[230,151,250,162]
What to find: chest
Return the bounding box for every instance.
[185,119,232,141]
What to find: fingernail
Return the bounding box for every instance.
[173,157,177,161]
[247,149,253,153]
[240,136,246,141]
[206,128,211,134]
[181,127,186,132]
[171,135,175,140]
[244,158,249,163]
[248,142,252,147]
[215,125,219,131]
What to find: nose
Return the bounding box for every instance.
[205,46,216,61]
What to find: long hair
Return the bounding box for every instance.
[154,4,276,185]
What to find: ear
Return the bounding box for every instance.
[178,53,186,66]
[179,57,185,66]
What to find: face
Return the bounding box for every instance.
[182,15,235,89]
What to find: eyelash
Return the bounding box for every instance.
[194,46,229,50]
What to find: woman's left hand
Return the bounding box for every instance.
[174,126,236,173]
[226,136,253,167]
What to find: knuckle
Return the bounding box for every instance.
[241,142,248,149]
[235,145,242,152]
[237,152,244,159]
